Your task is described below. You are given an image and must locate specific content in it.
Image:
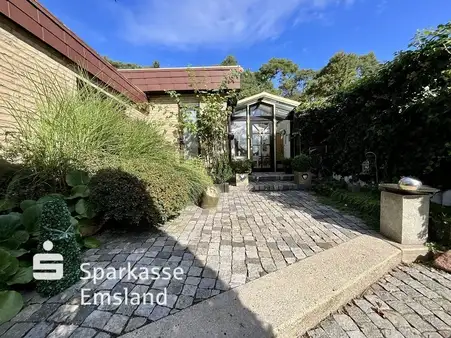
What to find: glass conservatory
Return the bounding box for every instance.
[229,92,300,172]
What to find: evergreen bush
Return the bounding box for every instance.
[90,168,155,226]
[291,154,311,172]
[37,198,81,297]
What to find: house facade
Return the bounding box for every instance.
[0,0,241,148]
[1,0,300,173]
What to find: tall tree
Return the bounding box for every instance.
[299,51,380,108]
[238,69,277,99]
[220,55,238,66]
[258,58,315,99]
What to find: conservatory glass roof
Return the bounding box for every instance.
[234,92,300,120]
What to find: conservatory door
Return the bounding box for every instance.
[251,121,273,171]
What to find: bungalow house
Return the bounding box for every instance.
[0,0,240,149]
[0,0,300,173]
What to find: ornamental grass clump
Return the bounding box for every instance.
[1,66,212,227]
[37,197,81,297]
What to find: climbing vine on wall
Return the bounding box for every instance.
[168,70,240,170]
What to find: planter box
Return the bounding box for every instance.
[214,183,230,193]
[201,187,219,209]
[294,171,312,188]
[235,173,249,187]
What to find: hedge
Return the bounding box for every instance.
[297,23,451,189]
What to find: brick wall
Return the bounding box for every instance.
[147,93,200,143]
[0,16,144,140]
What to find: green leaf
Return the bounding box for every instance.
[0,199,17,212]
[75,199,87,216]
[12,231,29,244]
[20,200,36,212]
[70,217,79,227]
[0,249,19,279]
[0,291,23,323]
[66,185,90,199]
[37,194,64,204]
[5,248,28,258]
[66,170,90,187]
[0,213,22,239]
[6,266,33,285]
[21,204,42,234]
[83,237,101,249]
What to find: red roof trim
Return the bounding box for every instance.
[1,0,147,103]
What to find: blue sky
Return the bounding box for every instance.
[41,0,451,71]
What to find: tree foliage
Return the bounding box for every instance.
[297,23,451,189]
[220,55,238,66]
[104,57,161,69]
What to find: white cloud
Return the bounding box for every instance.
[115,0,355,49]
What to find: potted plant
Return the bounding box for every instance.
[231,159,252,187]
[283,158,293,174]
[292,154,312,188]
[211,157,233,193]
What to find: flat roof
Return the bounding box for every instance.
[119,66,242,93]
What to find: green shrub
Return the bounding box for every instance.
[210,156,233,184]
[37,198,81,297]
[292,154,311,172]
[177,159,212,202]
[1,66,215,230]
[231,159,253,174]
[0,159,20,198]
[90,168,154,226]
[429,203,451,246]
[118,159,190,224]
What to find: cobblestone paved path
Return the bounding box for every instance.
[303,264,451,338]
[1,190,373,337]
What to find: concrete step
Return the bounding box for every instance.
[119,235,403,338]
[249,173,294,182]
[248,181,300,191]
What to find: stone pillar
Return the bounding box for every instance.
[380,191,430,245]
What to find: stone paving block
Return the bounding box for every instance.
[116,303,138,316]
[134,303,156,317]
[333,313,359,331]
[103,314,129,334]
[23,322,54,338]
[69,327,98,338]
[11,304,41,322]
[149,306,171,321]
[94,333,111,338]
[199,277,216,289]
[176,295,194,309]
[3,323,35,338]
[83,310,112,329]
[48,304,80,323]
[47,324,78,338]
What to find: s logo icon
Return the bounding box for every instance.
[33,240,63,280]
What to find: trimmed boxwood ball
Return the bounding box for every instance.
[37,197,81,297]
[89,168,156,226]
